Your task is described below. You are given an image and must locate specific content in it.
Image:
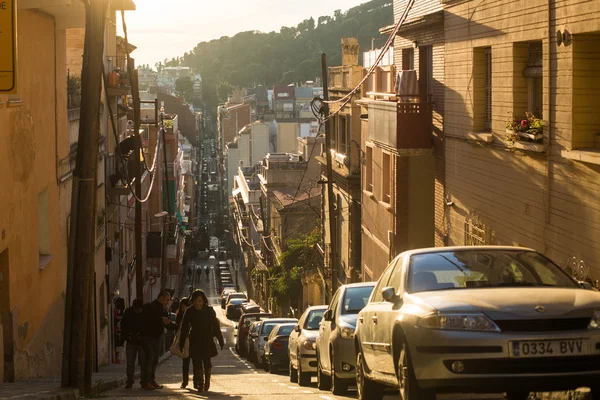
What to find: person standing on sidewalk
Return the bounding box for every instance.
[121,299,145,389]
[141,290,178,390]
[179,289,224,393]
[175,297,196,389]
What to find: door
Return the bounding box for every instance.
[318,289,340,374]
[374,257,405,382]
[360,264,394,370]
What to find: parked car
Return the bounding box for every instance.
[226,298,247,320]
[316,282,375,394]
[354,246,600,400]
[241,302,262,315]
[254,318,298,369]
[220,288,237,308]
[289,305,327,386]
[225,292,246,306]
[237,313,272,356]
[265,323,296,373]
[247,320,263,363]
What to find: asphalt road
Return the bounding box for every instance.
[103,263,502,400]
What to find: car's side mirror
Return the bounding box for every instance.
[294,324,301,332]
[382,287,402,305]
[323,309,333,321]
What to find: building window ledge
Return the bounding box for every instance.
[39,254,54,270]
[492,133,548,153]
[466,132,494,143]
[378,200,393,212]
[363,190,376,201]
[561,149,600,165]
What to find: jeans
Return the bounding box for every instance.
[141,337,161,384]
[126,343,145,384]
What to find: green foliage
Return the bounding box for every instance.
[170,0,392,112]
[269,229,320,305]
[175,76,194,102]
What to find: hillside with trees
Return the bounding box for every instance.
[162,0,392,107]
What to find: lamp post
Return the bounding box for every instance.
[154,211,168,290]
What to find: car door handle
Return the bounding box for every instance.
[372,316,378,324]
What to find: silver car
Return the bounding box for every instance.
[289,305,327,386]
[354,246,600,400]
[254,318,298,369]
[316,282,375,395]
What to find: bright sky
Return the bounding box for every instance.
[119,0,366,67]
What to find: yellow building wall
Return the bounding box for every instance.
[445,0,600,282]
[0,11,67,380]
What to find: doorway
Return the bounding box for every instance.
[0,248,14,382]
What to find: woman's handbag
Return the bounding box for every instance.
[170,328,189,358]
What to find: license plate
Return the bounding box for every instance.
[510,339,590,358]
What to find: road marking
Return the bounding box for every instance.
[303,390,313,394]
[320,396,334,400]
[288,386,299,389]
[272,379,278,382]
[278,383,286,386]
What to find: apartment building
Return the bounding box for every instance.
[443,0,600,285]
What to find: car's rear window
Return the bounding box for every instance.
[276,325,295,336]
[229,298,245,305]
[407,250,578,293]
[342,286,374,315]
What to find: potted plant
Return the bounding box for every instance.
[119,71,130,88]
[506,112,544,143]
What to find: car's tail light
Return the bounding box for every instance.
[272,341,285,350]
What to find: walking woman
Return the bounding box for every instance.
[179,289,224,392]
[175,297,194,389]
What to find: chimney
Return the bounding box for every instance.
[341,38,360,66]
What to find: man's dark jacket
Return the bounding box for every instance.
[142,300,177,338]
[121,306,144,345]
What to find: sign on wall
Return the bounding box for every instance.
[0,0,17,93]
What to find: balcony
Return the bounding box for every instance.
[367,97,432,150]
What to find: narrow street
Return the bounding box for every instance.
[103,262,502,400]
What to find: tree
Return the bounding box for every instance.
[175,76,194,101]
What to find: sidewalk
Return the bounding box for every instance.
[0,353,171,400]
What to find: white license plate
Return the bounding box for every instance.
[510,339,590,358]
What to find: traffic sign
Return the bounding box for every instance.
[0,0,17,93]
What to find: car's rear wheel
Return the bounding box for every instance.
[298,354,311,387]
[356,349,384,400]
[397,343,435,400]
[330,350,348,395]
[504,391,530,400]
[289,360,298,383]
[317,350,331,390]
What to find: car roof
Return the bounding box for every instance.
[341,282,377,289]
[241,313,271,319]
[263,318,297,323]
[399,245,535,258]
[305,305,328,312]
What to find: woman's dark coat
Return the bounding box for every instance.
[179,305,224,360]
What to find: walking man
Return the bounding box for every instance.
[121,299,145,389]
[141,291,178,390]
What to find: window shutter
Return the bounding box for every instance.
[484,48,492,130]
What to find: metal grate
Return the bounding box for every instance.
[464,216,494,246]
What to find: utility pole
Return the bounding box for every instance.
[321,53,338,295]
[62,0,108,392]
[161,112,172,290]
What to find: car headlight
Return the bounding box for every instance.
[340,325,356,339]
[419,313,500,332]
[301,339,315,351]
[589,311,600,329]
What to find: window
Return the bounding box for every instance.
[402,48,414,70]
[525,42,543,118]
[365,146,373,192]
[474,47,492,132]
[337,115,348,155]
[341,286,374,314]
[572,34,600,149]
[304,309,325,330]
[371,261,395,302]
[419,46,433,96]
[382,152,391,203]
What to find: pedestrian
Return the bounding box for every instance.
[175,297,196,389]
[205,265,209,280]
[179,289,224,393]
[121,299,145,389]
[141,290,178,390]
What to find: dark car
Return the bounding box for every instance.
[241,302,262,315]
[226,298,246,320]
[237,313,272,356]
[220,288,237,308]
[265,323,296,373]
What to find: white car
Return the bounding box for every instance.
[289,305,327,386]
[354,246,600,400]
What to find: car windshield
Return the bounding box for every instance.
[261,320,294,335]
[407,249,578,293]
[304,309,325,330]
[342,286,374,314]
[229,299,245,305]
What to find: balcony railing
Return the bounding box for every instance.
[368,98,432,149]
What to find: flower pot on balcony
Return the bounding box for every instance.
[505,129,543,142]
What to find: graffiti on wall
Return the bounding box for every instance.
[562,257,599,289]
